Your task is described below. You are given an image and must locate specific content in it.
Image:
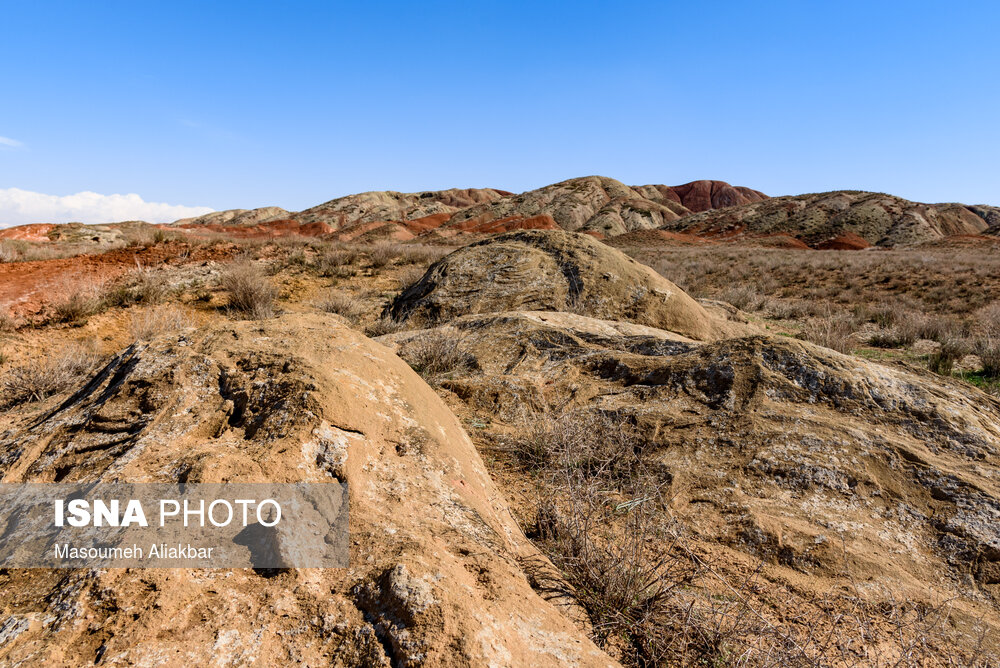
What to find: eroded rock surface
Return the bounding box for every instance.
[661,190,999,247]
[386,229,748,341]
[443,177,766,237]
[0,314,614,667]
[380,311,1000,629]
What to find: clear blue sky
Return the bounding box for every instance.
[1,0,998,223]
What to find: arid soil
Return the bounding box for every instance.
[2,190,1000,666]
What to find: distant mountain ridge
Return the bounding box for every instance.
[168,177,767,241]
[9,177,997,249]
[655,190,1000,248]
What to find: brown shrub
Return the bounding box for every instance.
[52,285,104,323]
[129,306,191,341]
[516,410,644,480]
[399,336,477,378]
[718,284,767,312]
[1,346,101,407]
[396,265,427,291]
[535,474,696,666]
[927,338,968,375]
[367,242,400,269]
[0,242,18,263]
[396,244,449,266]
[0,308,16,332]
[103,268,171,308]
[365,314,407,337]
[316,248,361,278]
[219,261,277,319]
[316,291,366,323]
[801,311,857,354]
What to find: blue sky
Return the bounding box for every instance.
[1,1,998,225]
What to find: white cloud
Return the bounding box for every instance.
[0,188,215,228]
[0,136,24,149]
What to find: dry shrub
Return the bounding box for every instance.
[517,410,644,479]
[0,242,18,263]
[801,311,857,354]
[316,291,366,323]
[367,242,400,269]
[103,268,170,308]
[396,244,448,266]
[928,338,968,376]
[867,327,916,349]
[973,334,1000,378]
[897,312,955,343]
[52,285,104,323]
[399,335,477,377]
[765,299,814,321]
[365,314,407,337]
[0,308,16,332]
[1,346,101,407]
[534,474,697,666]
[316,248,360,278]
[719,284,768,312]
[129,306,191,341]
[396,265,427,291]
[219,261,277,319]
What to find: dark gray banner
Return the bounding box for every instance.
[0,483,348,568]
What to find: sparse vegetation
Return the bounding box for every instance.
[365,313,407,337]
[316,247,361,279]
[718,284,767,312]
[219,260,277,319]
[1,346,101,407]
[367,242,399,269]
[129,306,191,341]
[0,308,16,332]
[0,241,18,263]
[399,335,477,377]
[103,267,171,307]
[316,291,366,323]
[52,285,104,323]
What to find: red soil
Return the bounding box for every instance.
[814,232,872,250]
[176,219,334,239]
[0,224,58,242]
[0,242,237,319]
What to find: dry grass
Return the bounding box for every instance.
[52,284,105,323]
[316,248,361,279]
[396,244,449,266]
[801,310,857,354]
[0,241,18,263]
[219,261,277,319]
[129,306,191,341]
[396,265,427,291]
[365,314,407,337]
[718,284,768,312]
[1,346,101,408]
[516,408,995,667]
[515,410,644,479]
[103,267,171,307]
[0,308,16,332]
[316,291,366,323]
[399,335,477,378]
[367,242,399,269]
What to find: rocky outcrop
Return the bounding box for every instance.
[0,314,614,667]
[290,188,510,229]
[442,177,766,237]
[660,191,995,247]
[378,311,1000,624]
[632,180,767,213]
[385,230,747,341]
[173,207,289,227]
